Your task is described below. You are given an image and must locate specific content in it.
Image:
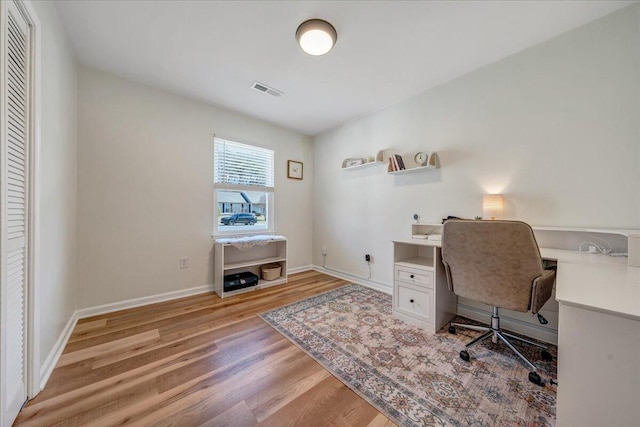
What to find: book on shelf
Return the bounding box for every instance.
[388,157,396,172]
[394,154,406,170]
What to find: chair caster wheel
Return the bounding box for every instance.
[528,371,543,386]
[448,326,456,334]
[541,350,553,361]
[460,350,470,361]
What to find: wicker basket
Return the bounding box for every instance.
[261,263,282,281]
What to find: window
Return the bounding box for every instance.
[214,137,274,235]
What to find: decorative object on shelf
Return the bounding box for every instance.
[341,149,385,170]
[295,19,337,56]
[344,158,364,168]
[482,194,504,220]
[287,160,303,179]
[414,152,428,165]
[261,263,282,281]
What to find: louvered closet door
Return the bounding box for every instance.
[2,0,30,423]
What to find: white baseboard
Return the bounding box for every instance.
[75,284,213,320]
[287,265,314,275]
[39,283,214,391]
[312,265,392,295]
[39,311,78,390]
[457,304,558,344]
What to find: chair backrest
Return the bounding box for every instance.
[441,220,544,313]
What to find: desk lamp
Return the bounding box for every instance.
[483,194,504,220]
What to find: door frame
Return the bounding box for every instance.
[0,2,41,423]
[21,0,42,400]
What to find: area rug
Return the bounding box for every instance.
[260,284,557,427]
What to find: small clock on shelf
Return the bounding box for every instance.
[413,151,438,168]
[414,152,428,166]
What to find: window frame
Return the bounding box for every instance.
[213,136,275,236]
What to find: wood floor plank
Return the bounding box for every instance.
[199,400,257,427]
[58,329,161,366]
[90,340,295,426]
[248,361,332,422]
[14,272,389,427]
[367,413,397,427]
[257,375,357,427]
[70,318,107,336]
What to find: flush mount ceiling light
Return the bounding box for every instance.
[295,19,337,56]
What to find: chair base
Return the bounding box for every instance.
[450,307,552,385]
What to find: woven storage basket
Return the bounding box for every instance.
[261,263,282,281]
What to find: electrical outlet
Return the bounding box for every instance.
[322,246,327,255]
[180,257,189,268]
[365,254,371,262]
[588,245,597,254]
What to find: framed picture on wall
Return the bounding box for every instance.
[287,160,303,180]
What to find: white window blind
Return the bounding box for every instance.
[214,138,274,191]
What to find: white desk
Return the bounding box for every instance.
[552,260,640,427]
[393,238,640,426]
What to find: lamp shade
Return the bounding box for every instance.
[483,194,504,220]
[296,19,337,56]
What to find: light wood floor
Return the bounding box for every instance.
[14,271,395,427]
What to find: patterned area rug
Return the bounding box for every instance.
[260,284,557,427]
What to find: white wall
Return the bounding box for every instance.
[77,67,313,308]
[30,0,78,373]
[313,5,640,288]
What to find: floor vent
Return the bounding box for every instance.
[251,81,283,97]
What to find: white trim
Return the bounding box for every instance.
[457,304,558,344]
[287,265,314,275]
[17,0,42,400]
[75,284,214,320]
[39,311,77,390]
[312,265,392,295]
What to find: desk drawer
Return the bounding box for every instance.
[396,284,433,322]
[395,265,433,289]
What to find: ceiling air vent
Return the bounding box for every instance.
[251,81,283,97]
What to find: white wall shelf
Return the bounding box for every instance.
[387,152,439,174]
[388,164,436,175]
[341,149,385,170]
[341,160,384,171]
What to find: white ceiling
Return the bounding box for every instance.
[55,1,634,136]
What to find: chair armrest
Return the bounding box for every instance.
[442,260,454,293]
[530,269,556,314]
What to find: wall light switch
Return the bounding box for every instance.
[180,257,189,268]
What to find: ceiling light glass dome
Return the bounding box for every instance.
[296,19,337,56]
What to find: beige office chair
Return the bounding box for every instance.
[441,219,556,385]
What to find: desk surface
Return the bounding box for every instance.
[394,238,640,321]
[555,261,640,321]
